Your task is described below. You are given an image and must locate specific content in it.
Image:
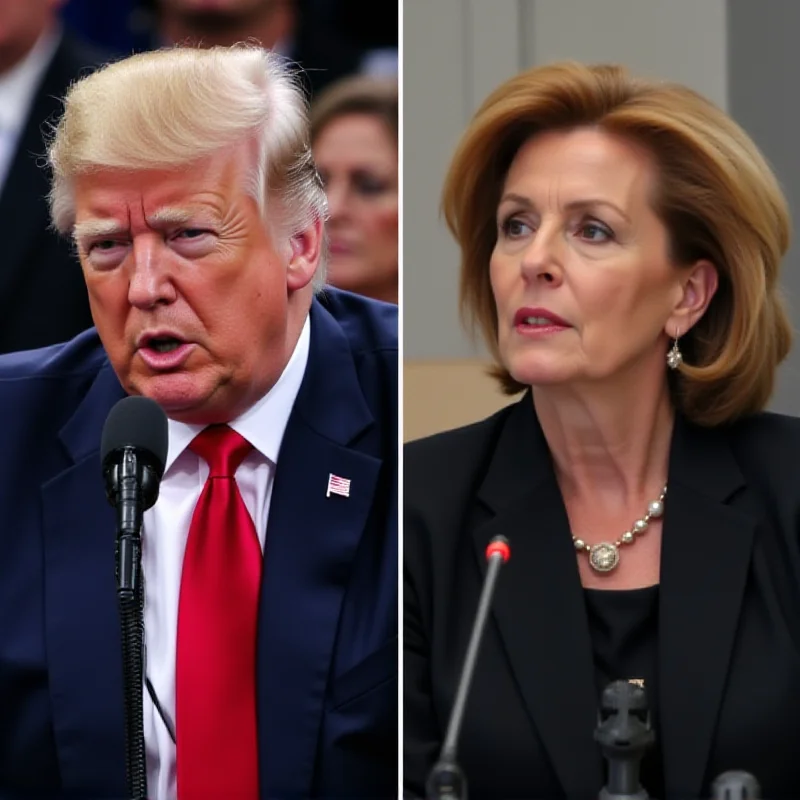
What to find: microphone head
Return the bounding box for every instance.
[485,536,511,563]
[711,770,762,799]
[101,396,168,471]
[101,397,168,511]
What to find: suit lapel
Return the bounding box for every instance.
[42,362,128,794]
[473,396,603,796]
[256,299,382,799]
[659,416,754,798]
[0,36,76,309]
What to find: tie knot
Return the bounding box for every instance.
[190,425,253,477]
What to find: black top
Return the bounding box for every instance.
[404,394,800,800]
[584,585,664,799]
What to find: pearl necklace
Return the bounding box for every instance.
[572,485,667,573]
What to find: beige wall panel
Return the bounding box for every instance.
[404,360,517,442]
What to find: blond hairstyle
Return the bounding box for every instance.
[442,61,793,426]
[48,45,328,285]
[310,75,398,145]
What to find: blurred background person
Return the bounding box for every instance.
[155,0,297,51]
[311,75,398,304]
[148,0,396,95]
[62,0,397,96]
[0,0,396,355]
[0,0,106,353]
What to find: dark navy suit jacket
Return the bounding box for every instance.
[0,288,398,799]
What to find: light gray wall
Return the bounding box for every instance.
[728,0,800,414]
[404,0,528,358]
[404,0,729,360]
[522,0,727,105]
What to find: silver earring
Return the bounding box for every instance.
[666,331,683,370]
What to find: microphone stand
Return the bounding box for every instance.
[595,680,655,800]
[426,537,511,800]
[114,448,148,800]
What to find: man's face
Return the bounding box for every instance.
[73,144,318,424]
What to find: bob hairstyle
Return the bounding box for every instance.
[442,61,792,426]
[48,45,328,285]
[310,75,398,146]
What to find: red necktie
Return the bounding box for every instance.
[176,425,262,799]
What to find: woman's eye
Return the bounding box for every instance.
[577,221,614,242]
[500,217,532,238]
[354,175,389,195]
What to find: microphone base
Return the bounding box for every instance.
[425,758,467,800]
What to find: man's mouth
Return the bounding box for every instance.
[146,337,184,353]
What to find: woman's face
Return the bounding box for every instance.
[313,112,398,303]
[490,127,708,390]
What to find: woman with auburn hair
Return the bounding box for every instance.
[404,61,799,800]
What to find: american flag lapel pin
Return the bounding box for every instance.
[326,473,351,498]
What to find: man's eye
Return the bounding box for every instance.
[91,240,122,251]
[176,229,208,239]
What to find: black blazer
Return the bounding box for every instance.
[0,32,108,354]
[404,393,800,800]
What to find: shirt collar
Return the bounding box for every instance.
[0,24,61,133]
[162,313,311,473]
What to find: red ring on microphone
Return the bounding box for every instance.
[485,539,511,563]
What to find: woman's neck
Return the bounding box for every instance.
[533,367,675,506]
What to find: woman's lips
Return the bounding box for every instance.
[328,240,356,256]
[514,323,568,337]
[513,308,571,337]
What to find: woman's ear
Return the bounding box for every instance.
[666,259,719,335]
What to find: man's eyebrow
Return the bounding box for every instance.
[72,219,127,241]
[147,207,195,227]
[72,208,213,241]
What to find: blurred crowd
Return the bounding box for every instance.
[0,0,398,355]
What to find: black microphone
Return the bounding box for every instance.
[710,771,761,799]
[101,395,168,800]
[595,680,655,800]
[101,396,168,597]
[425,535,511,800]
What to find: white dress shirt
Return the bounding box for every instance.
[142,316,311,800]
[0,25,60,193]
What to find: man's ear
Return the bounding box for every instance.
[286,216,324,292]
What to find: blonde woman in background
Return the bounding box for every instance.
[312,76,398,304]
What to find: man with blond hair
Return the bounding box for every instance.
[0,45,397,799]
